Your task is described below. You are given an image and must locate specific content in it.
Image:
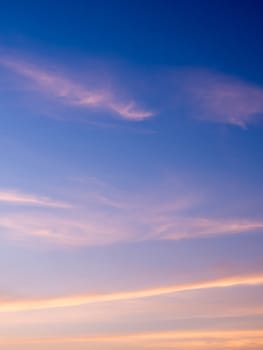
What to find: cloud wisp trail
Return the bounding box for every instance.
[1,210,263,247]
[171,69,263,127]
[0,55,154,121]
[0,189,71,208]
[1,274,263,313]
[1,330,262,349]
[1,50,263,127]
[155,217,263,241]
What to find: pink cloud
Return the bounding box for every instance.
[153,216,263,241]
[179,70,263,127]
[0,189,71,208]
[110,101,154,121]
[0,56,154,121]
[1,186,263,248]
[1,273,263,312]
[2,52,263,127]
[1,330,263,349]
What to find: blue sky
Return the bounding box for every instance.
[0,1,263,349]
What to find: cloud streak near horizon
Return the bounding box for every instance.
[1,329,263,349]
[1,273,263,313]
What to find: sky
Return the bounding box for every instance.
[0,0,263,349]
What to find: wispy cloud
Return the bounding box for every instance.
[153,216,263,241]
[174,69,263,127]
[1,330,263,350]
[2,52,263,127]
[1,273,263,312]
[0,211,136,246]
[2,291,263,329]
[1,182,263,247]
[110,101,154,121]
[0,189,71,208]
[1,210,263,247]
[0,55,154,121]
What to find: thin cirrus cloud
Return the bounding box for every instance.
[0,189,71,208]
[1,211,263,248]
[1,184,263,247]
[1,330,263,349]
[0,211,137,247]
[2,52,263,127]
[0,55,154,121]
[2,290,263,329]
[2,287,263,326]
[153,216,263,241]
[175,69,263,127]
[1,180,263,248]
[2,48,263,128]
[1,273,263,313]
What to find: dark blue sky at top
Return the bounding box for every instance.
[0,0,263,201]
[1,0,263,82]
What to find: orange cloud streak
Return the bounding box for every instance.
[1,274,263,313]
[0,330,262,349]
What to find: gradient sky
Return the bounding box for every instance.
[0,1,263,349]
